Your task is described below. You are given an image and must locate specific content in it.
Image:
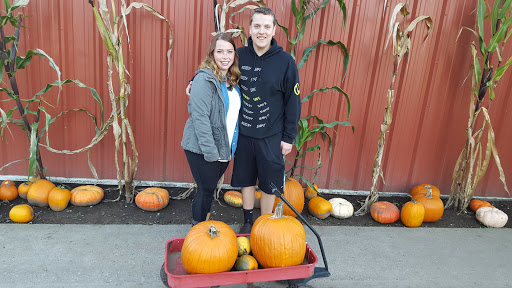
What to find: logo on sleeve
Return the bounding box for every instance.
[294,83,300,95]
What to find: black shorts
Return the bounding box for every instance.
[231,133,285,195]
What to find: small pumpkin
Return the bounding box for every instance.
[416,188,444,222]
[70,185,104,206]
[476,207,508,228]
[410,184,441,199]
[370,201,400,224]
[181,220,238,274]
[135,187,169,211]
[0,180,18,201]
[237,236,251,256]
[307,196,332,219]
[272,178,305,217]
[304,184,318,200]
[400,196,425,228]
[224,190,243,208]
[254,190,262,209]
[234,255,258,271]
[329,198,354,219]
[27,179,56,207]
[469,199,494,212]
[9,204,34,223]
[251,201,306,268]
[17,182,31,199]
[48,187,71,212]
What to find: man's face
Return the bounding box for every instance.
[249,13,276,52]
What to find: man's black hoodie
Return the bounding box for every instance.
[237,37,301,144]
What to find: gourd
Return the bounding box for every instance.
[304,184,318,200]
[476,207,508,228]
[9,204,34,223]
[27,179,56,207]
[400,196,425,228]
[135,187,169,211]
[370,201,400,224]
[17,182,31,199]
[70,185,104,206]
[0,180,18,201]
[181,220,238,274]
[307,196,332,219]
[416,188,444,222]
[469,199,494,212]
[48,187,71,212]
[223,190,243,208]
[329,198,354,219]
[234,255,258,271]
[410,184,441,199]
[237,236,251,256]
[251,202,306,268]
[272,178,305,217]
[254,190,262,209]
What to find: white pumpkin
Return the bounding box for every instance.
[476,207,508,228]
[329,198,354,219]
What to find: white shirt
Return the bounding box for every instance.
[225,87,241,147]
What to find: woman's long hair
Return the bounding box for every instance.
[198,33,241,87]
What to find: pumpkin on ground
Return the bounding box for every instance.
[181,220,238,274]
[251,201,306,268]
[223,190,243,208]
[370,201,400,224]
[254,190,262,209]
[307,196,332,219]
[272,178,305,217]
[416,188,444,222]
[400,196,425,228]
[0,180,18,201]
[9,204,34,223]
[135,187,169,211]
[234,255,258,271]
[329,198,354,219]
[410,184,441,199]
[48,187,71,212]
[17,182,31,199]
[304,184,318,200]
[469,199,494,212]
[27,179,56,207]
[476,207,508,228]
[70,185,104,206]
[237,236,251,256]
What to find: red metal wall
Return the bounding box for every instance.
[0,0,511,197]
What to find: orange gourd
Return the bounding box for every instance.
[135,187,169,211]
[9,204,34,223]
[27,179,56,207]
[48,187,71,212]
[304,184,318,200]
[17,182,31,199]
[307,196,332,219]
[0,180,18,201]
[416,188,444,222]
[70,185,104,206]
[400,196,425,228]
[181,220,238,274]
[410,184,441,199]
[370,201,400,224]
[223,190,243,208]
[469,199,494,212]
[272,178,305,217]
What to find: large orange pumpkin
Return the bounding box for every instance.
[251,202,306,268]
[416,189,444,222]
[181,220,238,274]
[135,187,169,211]
[70,185,104,206]
[410,184,441,199]
[272,178,305,217]
[223,190,243,208]
[48,187,71,212]
[27,179,56,207]
[0,180,18,201]
[370,201,400,224]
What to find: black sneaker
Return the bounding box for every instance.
[238,222,253,235]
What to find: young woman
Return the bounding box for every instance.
[181,33,241,225]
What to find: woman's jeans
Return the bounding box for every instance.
[184,150,229,223]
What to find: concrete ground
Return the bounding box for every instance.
[1,224,511,288]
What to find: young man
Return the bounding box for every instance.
[233,7,301,234]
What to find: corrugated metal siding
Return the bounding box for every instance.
[0,0,510,197]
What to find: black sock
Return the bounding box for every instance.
[243,209,254,224]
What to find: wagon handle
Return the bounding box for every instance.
[270,182,330,278]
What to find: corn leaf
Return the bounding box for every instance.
[487,16,512,52]
[11,0,29,10]
[498,0,512,19]
[477,0,487,55]
[491,0,500,34]
[301,86,351,119]
[385,3,406,49]
[298,39,349,81]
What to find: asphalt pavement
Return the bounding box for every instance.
[1,224,511,288]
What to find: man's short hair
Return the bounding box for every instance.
[250,7,276,26]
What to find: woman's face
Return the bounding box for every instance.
[214,39,235,76]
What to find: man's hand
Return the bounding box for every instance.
[281,141,293,155]
[185,81,192,97]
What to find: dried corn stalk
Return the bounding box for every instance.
[355,3,432,215]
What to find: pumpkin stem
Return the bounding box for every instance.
[425,185,433,199]
[207,224,220,240]
[408,194,418,203]
[270,201,284,219]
